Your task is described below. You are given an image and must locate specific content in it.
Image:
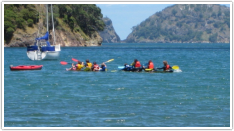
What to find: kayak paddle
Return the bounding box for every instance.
[172,65,179,70]
[60,61,69,65]
[72,58,79,62]
[104,59,114,63]
[118,66,125,69]
[60,61,73,65]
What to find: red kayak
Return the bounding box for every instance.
[10,65,43,71]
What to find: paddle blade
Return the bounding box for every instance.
[145,69,153,71]
[172,65,179,70]
[118,66,125,69]
[105,59,114,63]
[60,61,68,65]
[72,58,79,62]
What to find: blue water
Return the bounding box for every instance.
[4,43,230,127]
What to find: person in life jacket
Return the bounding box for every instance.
[92,62,100,71]
[76,61,84,71]
[123,63,131,71]
[143,60,155,71]
[131,59,142,72]
[157,61,172,71]
[99,63,107,71]
[85,59,92,71]
[67,63,76,71]
[134,59,141,68]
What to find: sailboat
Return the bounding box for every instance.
[27,4,60,60]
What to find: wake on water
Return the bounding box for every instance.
[173,69,182,72]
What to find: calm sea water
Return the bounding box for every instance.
[4,43,230,127]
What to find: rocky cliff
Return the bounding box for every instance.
[98,17,121,43]
[6,26,102,47]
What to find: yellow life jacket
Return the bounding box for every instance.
[87,62,92,68]
[76,64,84,71]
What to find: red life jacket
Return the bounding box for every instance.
[148,62,154,69]
[135,61,141,68]
[165,65,170,70]
[93,64,99,69]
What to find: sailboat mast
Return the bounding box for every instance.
[46,4,49,44]
[51,4,56,45]
[46,4,48,32]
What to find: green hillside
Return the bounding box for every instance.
[4,4,105,46]
[126,4,230,43]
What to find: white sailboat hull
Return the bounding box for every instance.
[43,51,60,60]
[27,50,60,60]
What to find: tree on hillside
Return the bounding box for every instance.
[4,4,38,43]
[57,4,105,36]
[172,9,177,16]
[209,33,218,43]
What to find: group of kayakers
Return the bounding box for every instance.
[67,59,107,71]
[123,59,172,72]
[66,58,172,72]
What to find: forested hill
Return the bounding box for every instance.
[126,4,230,43]
[4,4,105,47]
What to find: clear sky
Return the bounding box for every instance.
[97,4,173,40]
[97,4,230,40]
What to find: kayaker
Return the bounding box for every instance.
[92,62,100,71]
[76,61,84,71]
[143,60,155,71]
[99,63,107,71]
[132,59,142,72]
[123,63,131,71]
[67,63,76,71]
[157,61,172,71]
[85,59,92,71]
[66,63,76,71]
[131,59,141,67]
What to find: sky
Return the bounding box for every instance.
[97,4,230,40]
[97,4,173,40]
